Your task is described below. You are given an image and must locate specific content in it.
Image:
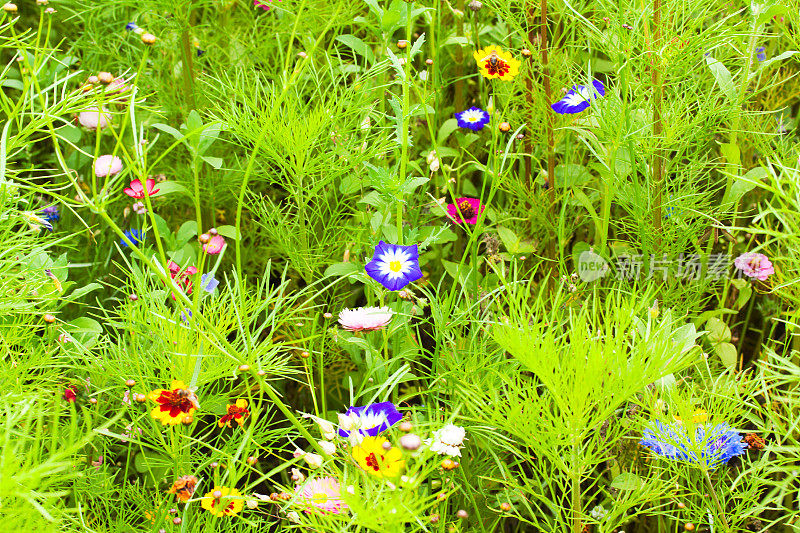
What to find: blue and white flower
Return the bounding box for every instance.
[454,107,491,131]
[200,273,219,293]
[640,420,748,468]
[337,402,402,442]
[365,241,423,291]
[551,80,605,114]
[756,46,766,62]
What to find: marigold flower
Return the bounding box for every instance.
[295,477,347,514]
[551,80,605,114]
[94,155,123,178]
[203,234,226,255]
[447,198,484,225]
[640,420,748,468]
[473,46,520,80]
[338,306,394,332]
[734,252,774,281]
[123,178,160,198]
[201,486,244,517]
[168,475,198,502]
[148,380,200,426]
[352,436,405,478]
[219,399,250,428]
[365,241,423,291]
[337,402,402,441]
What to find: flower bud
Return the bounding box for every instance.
[318,440,336,455]
[468,0,482,10]
[3,3,18,13]
[400,433,421,450]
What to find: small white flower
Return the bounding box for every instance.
[338,306,394,332]
[419,70,428,81]
[318,440,336,456]
[427,424,466,457]
[589,505,608,520]
[338,412,357,431]
[303,452,323,469]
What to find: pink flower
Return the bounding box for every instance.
[446,197,484,225]
[203,235,226,255]
[734,252,774,281]
[295,477,347,514]
[123,178,159,198]
[338,307,394,331]
[78,107,110,130]
[94,155,123,178]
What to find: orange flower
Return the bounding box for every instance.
[219,399,250,428]
[167,475,198,502]
[148,380,200,425]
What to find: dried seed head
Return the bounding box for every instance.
[467,0,482,10]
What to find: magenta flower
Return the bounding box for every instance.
[78,107,110,130]
[123,178,159,199]
[254,0,281,9]
[338,306,394,332]
[447,198,484,225]
[734,252,774,281]
[94,155,123,178]
[203,235,226,255]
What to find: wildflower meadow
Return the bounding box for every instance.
[2,0,800,531]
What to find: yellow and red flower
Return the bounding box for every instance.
[219,399,250,428]
[473,45,521,80]
[201,486,244,517]
[148,380,200,425]
[352,436,405,478]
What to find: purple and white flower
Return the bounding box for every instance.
[551,80,605,114]
[337,402,402,441]
[365,241,423,291]
[454,107,491,131]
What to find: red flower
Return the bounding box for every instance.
[124,178,160,199]
[63,388,77,402]
[166,262,199,299]
[446,197,484,225]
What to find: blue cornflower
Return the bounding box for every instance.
[454,107,491,131]
[640,420,748,468]
[551,80,605,114]
[756,46,766,62]
[40,205,60,223]
[201,273,218,293]
[337,402,403,439]
[121,229,144,248]
[125,22,138,31]
[365,241,423,291]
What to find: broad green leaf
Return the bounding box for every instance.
[324,262,360,278]
[176,220,198,245]
[705,317,731,344]
[151,181,188,198]
[215,225,241,240]
[705,56,736,104]
[555,164,592,188]
[200,155,223,169]
[714,342,738,370]
[610,472,643,490]
[437,119,459,145]
[336,35,375,64]
[69,282,102,301]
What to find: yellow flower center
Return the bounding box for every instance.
[312,492,329,504]
[389,260,402,272]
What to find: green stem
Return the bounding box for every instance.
[703,468,732,533]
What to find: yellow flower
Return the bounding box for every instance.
[148,380,200,426]
[218,399,250,428]
[673,408,709,424]
[201,486,244,517]
[473,45,521,80]
[352,436,405,478]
